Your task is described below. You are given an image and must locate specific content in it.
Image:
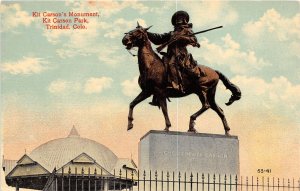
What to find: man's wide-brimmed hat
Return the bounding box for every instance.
[171,11,189,26]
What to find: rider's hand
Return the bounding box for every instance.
[172,33,181,41]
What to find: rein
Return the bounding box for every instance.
[127,49,137,57]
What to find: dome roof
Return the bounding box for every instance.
[29,127,118,172]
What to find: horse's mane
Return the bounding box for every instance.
[145,39,165,66]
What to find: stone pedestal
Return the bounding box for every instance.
[139,130,239,175]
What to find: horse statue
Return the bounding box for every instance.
[122,23,241,135]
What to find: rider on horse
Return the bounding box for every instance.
[122,15,241,134]
[147,10,204,106]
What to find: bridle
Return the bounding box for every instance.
[124,25,152,57]
[127,49,137,57]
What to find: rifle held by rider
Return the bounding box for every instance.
[156,26,223,53]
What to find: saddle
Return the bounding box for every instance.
[149,54,205,107]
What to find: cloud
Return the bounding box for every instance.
[66,1,150,18]
[1,57,49,75]
[231,75,300,116]
[243,9,300,42]
[179,1,238,28]
[197,34,269,74]
[97,46,126,66]
[48,80,67,93]
[84,77,113,94]
[48,80,81,94]
[289,41,300,58]
[121,76,140,97]
[0,3,34,32]
[104,18,147,39]
[242,9,300,59]
[48,77,112,94]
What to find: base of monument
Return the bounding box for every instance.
[139,130,239,175]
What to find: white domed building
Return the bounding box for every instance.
[4,127,137,191]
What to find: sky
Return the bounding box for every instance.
[0,1,299,189]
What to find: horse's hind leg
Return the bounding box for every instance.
[128,91,151,130]
[188,90,210,132]
[208,87,231,135]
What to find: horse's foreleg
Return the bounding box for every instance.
[158,98,171,131]
[188,91,210,132]
[128,91,151,131]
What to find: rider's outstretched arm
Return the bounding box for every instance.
[147,32,171,45]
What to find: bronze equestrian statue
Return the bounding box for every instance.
[122,11,241,135]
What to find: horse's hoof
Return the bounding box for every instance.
[127,124,133,131]
[164,127,170,132]
[188,128,197,133]
[225,131,231,136]
[189,121,195,130]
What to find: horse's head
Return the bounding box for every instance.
[122,22,152,50]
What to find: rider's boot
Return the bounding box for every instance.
[149,96,160,106]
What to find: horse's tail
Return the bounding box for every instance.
[216,70,241,106]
